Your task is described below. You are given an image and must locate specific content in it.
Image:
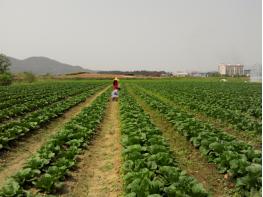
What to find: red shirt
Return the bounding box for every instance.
[113,80,119,89]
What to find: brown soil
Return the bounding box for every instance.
[57,73,163,79]
[128,86,233,197]
[136,85,261,150]
[60,73,133,79]
[0,86,109,187]
[61,101,122,197]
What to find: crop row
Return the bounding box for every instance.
[0,83,105,123]
[135,82,261,133]
[0,82,72,102]
[120,89,208,197]
[0,85,73,110]
[130,86,262,196]
[0,85,106,150]
[0,81,108,110]
[0,89,110,196]
[164,80,261,118]
[0,92,54,110]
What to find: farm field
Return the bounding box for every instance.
[0,78,261,197]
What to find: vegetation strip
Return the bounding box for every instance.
[0,83,104,123]
[0,88,111,196]
[0,90,60,111]
[0,82,100,105]
[134,80,261,134]
[127,86,231,196]
[62,101,122,196]
[0,85,107,150]
[120,88,208,196]
[136,85,261,150]
[0,86,109,186]
[131,85,261,196]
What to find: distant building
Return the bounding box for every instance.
[190,72,208,77]
[218,64,244,76]
[250,65,262,82]
[173,72,189,77]
[244,69,251,77]
[161,73,173,77]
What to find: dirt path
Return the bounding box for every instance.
[136,85,261,150]
[0,86,109,187]
[61,101,122,197]
[128,87,233,197]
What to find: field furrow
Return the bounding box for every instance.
[136,85,261,150]
[62,100,122,197]
[0,86,109,187]
[127,83,261,196]
[0,78,261,197]
[0,85,108,150]
[134,80,261,133]
[120,88,209,196]
[127,86,232,196]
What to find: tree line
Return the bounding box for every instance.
[0,54,36,85]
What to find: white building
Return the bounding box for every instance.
[218,64,244,76]
[173,72,189,77]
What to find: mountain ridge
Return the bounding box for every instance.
[8,56,93,75]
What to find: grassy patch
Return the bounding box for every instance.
[100,162,114,172]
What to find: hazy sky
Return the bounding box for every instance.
[0,0,261,72]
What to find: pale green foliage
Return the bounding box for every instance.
[0,54,11,73]
[0,72,12,86]
[23,72,36,83]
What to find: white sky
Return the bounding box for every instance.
[0,0,261,72]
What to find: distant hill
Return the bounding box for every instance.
[8,56,93,75]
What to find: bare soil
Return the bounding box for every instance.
[0,86,109,187]
[60,73,132,79]
[61,101,122,197]
[57,73,163,79]
[128,86,233,197]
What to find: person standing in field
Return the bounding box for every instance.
[111,77,120,101]
[113,77,119,90]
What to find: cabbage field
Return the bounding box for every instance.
[0,79,261,197]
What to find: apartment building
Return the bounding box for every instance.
[218,64,244,76]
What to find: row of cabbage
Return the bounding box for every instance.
[120,89,209,197]
[0,81,108,106]
[0,83,78,109]
[0,83,105,123]
[0,88,110,196]
[0,82,107,150]
[130,85,261,196]
[0,82,87,102]
[161,80,261,118]
[135,80,261,133]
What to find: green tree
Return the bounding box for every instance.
[23,72,36,83]
[0,54,11,73]
[0,72,13,85]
